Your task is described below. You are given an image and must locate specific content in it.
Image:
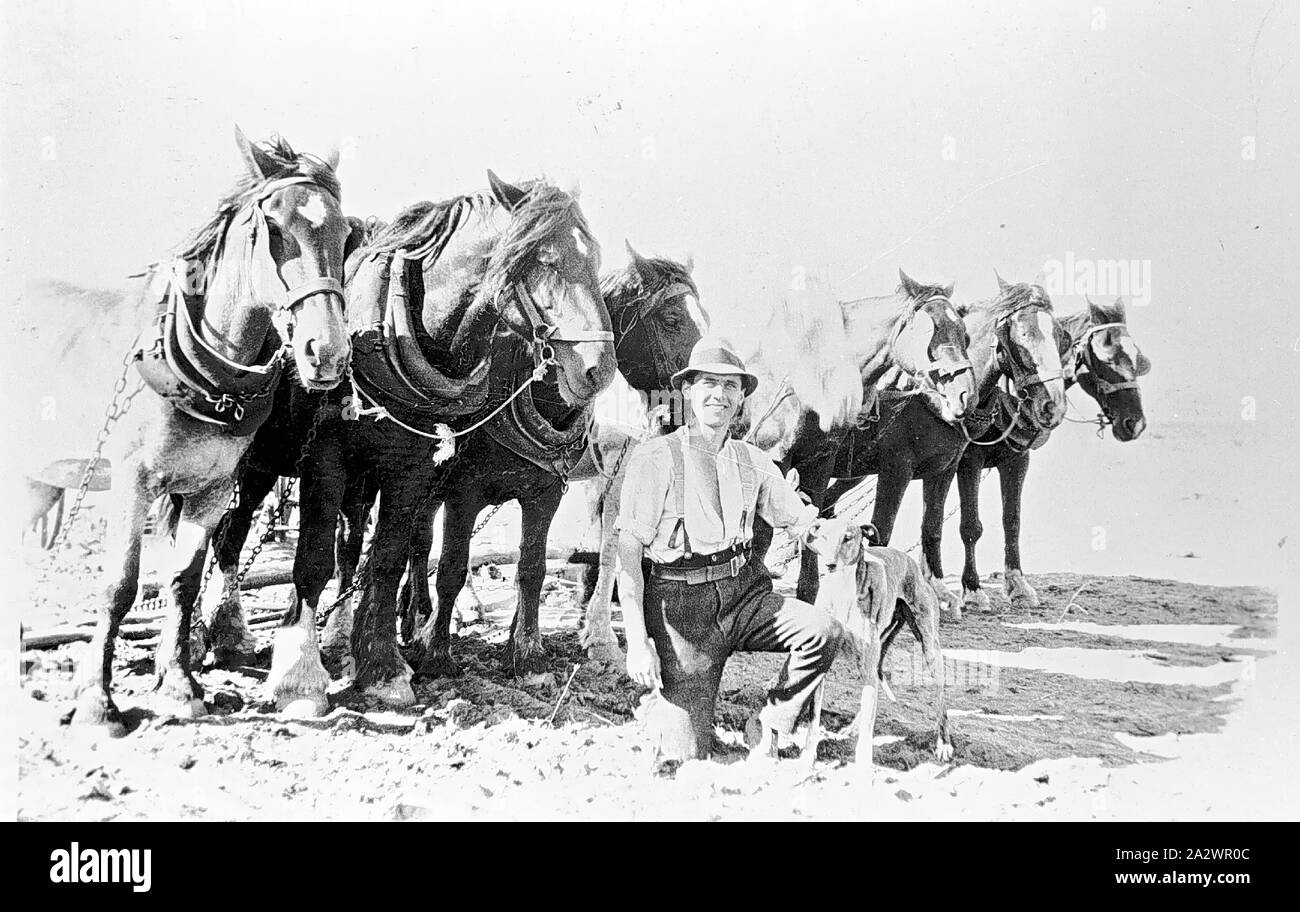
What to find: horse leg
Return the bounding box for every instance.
[266,445,344,715]
[198,465,277,668]
[72,469,152,736]
[919,469,962,618]
[350,476,418,707]
[999,451,1039,609]
[794,458,832,603]
[869,456,910,546]
[321,467,374,675]
[507,485,564,675]
[957,449,991,612]
[398,498,437,645]
[416,492,465,679]
[153,482,232,719]
[580,471,625,664]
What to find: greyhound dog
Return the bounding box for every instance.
[804,514,954,772]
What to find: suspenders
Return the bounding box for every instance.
[664,431,758,560]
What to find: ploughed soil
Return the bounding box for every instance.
[16,511,1277,821]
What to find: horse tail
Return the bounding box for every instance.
[158,493,184,543]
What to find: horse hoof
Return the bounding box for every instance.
[320,649,354,680]
[416,655,461,680]
[585,641,625,665]
[1010,591,1040,610]
[962,587,991,612]
[211,646,258,670]
[940,604,962,624]
[505,647,549,677]
[70,693,129,738]
[935,740,954,763]
[277,693,329,718]
[363,678,416,708]
[152,693,207,721]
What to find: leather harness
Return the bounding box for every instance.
[132,175,344,435]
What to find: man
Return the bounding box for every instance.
[616,336,842,762]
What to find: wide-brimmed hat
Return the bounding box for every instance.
[670,336,759,397]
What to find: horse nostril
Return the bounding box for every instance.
[303,338,322,367]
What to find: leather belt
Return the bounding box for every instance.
[649,542,752,585]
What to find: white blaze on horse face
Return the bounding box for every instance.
[902,310,936,370]
[1034,311,1064,375]
[572,227,589,259]
[297,192,329,229]
[683,294,709,334]
[1116,336,1143,379]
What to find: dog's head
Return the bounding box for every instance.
[804,516,881,573]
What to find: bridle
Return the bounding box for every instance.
[960,298,1063,447]
[612,279,697,378]
[157,174,346,379]
[1062,321,1142,433]
[239,175,346,345]
[1065,322,1141,396]
[892,295,973,399]
[990,301,1064,395]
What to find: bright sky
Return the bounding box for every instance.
[2,0,1296,423]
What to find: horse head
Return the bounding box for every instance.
[481,171,616,407]
[604,243,706,393]
[1070,296,1151,441]
[889,269,975,422]
[973,272,1068,430]
[212,127,353,390]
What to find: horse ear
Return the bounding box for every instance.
[859,523,880,546]
[625,240,651,279]
[943,282,955,299]
[234,125,277,180]
[487,169,528,211]
[1113,295,1128,318]
[323,142,341,172]
[994,269,1011,293]
[1136,350,1152,376]
[1086,294,1109,322]
[684,254,695,275]
[954,300,970,317]
[899,268,921,298]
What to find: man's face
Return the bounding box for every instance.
[684,371,744,430]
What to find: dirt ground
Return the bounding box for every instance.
[13,495,1282,821]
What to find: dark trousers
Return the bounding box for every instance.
[641,557,843,761]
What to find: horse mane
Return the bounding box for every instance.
[364,180,594,311]
[760,277,863,432]
[894,278,951,304]
[364,197,467,255]
[1057,296,1127,343]
[969,281,1053,320]
[481,181,596,305]
[172,135,341,267]
[599,255,697,305]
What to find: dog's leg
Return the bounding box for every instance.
[855,616,881,779]
[916,594,954,762]
[802,680,825,770]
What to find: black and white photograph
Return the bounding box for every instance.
[4,0,1296,842]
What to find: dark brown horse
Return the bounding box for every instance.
[71,130,354,735]
[745,270,977,603]
[824,275,1072,614]
[375,249,704,678]
[239,172,616,712]
[955,295,1150,610]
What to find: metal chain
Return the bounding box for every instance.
[50,352,139,552]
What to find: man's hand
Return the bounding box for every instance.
[626,636,662,690]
